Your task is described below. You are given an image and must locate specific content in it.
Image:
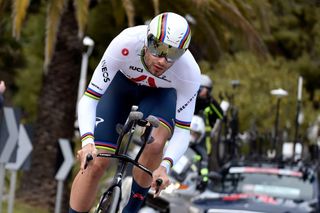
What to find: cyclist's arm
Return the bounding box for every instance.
[78,35,126,147]
[161,127,190,173]
[161,76,200,173]
[201,98,222,128]
[210,98,224,120]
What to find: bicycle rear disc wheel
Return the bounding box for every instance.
[96,186,121,213]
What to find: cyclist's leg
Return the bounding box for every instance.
[136,87,176,177]
[69,72,136,212]
[69,156,110,212]
[134,87,176,183]
[123,87,176,213]
[192,144,209,190]
[132,125,171,184]
[197,139,210,173]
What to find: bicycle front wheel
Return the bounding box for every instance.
[95,185,121,213]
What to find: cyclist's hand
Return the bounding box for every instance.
[151,166,170,198]
[77,143,97,171]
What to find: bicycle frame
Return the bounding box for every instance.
[94,110,159,213]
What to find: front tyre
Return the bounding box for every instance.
[95,186,121,213]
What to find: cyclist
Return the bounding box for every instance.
[69,12,201,213]
[189,115,208,191]
[194,74,223,189]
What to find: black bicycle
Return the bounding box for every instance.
[216,80,241,166]
[85,106,162,213]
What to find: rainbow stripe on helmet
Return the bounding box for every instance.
[178,26,191,49]
[155,13,191,49]
[157,13,168,43]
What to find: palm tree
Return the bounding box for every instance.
[162,0,268,61]
[0,1,25,92]
[11,0,89,212]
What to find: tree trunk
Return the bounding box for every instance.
[17,2,81,213]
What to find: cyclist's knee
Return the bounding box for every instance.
[86,158,109,178]
[143,126,169,155]
[145,140,165,156]
[151,125,170,143]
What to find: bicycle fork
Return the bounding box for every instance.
[96,162,127,212]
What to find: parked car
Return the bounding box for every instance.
[189,161,320,213]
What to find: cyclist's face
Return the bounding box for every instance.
[144,48,174,77]
[190,130,201,143]
[198,87,210,99]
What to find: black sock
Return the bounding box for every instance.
[122,178,150,213]
[69,207,88,213]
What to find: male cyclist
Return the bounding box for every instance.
[69,12,201,213]
[194,74,223,190]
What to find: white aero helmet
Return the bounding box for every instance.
[147,12,191,62]
[201,74,213,89]
[190,115,205,145]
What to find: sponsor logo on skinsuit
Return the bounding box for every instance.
[101,60,110,82]
[158,75,171,83]
[96,117,104,126]
[91,83,103,91]
[129,65,143,73]
[130,75,157,87]
[122,48,129,56]
[132,193,144,200]
[177,92,197,113]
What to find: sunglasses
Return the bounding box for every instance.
[147,35,186,63]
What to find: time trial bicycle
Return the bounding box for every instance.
[85,106,162,213]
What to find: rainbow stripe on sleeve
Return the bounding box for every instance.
[81,132,94,142]
[175,119,190,130]
[163,157,173,168]
[85,88,103,100]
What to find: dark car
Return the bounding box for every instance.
[189,161,320,213]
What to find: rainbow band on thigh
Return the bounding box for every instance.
[158,117,173,135]
[95,141,117,153]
